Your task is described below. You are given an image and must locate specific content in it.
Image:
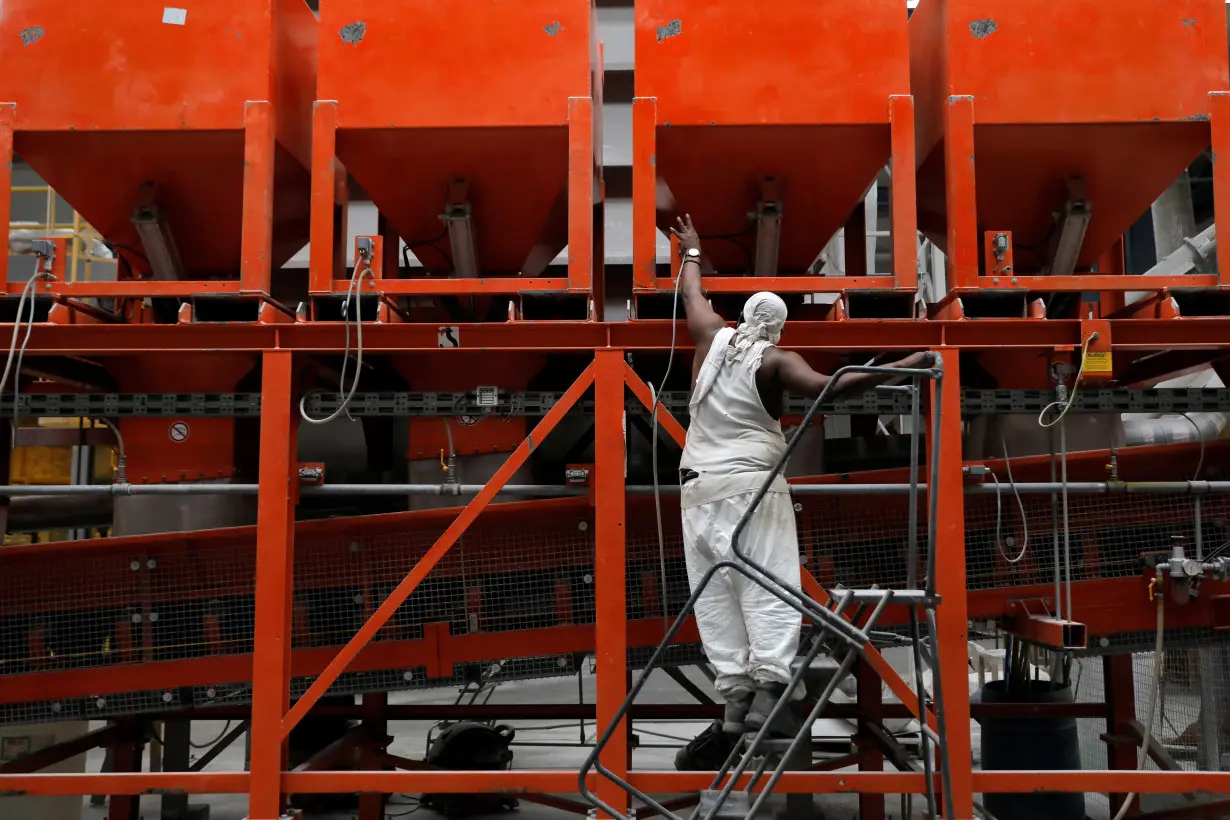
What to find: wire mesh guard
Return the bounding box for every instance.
[0,489,1225,725]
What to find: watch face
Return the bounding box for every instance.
[686,248,700,257]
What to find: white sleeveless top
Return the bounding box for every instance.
[680,327,788,484]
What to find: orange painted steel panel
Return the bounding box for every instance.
[912,0,1230,273]
[633,0,911,278]
[315,0,598,278]
[0,0,316,277]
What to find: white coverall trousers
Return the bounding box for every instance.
[681,477,802,697]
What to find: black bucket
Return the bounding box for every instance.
[977,680,1085,820]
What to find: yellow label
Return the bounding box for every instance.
[1084,350,1112,374]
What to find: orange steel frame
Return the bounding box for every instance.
[2,325,1230,820]
[911,0,1230,296]
[632,1,917,296]
[0,0,316,301]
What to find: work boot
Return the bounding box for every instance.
[674,720,736,771]
[744,682,799,737]
[722,688,755,735]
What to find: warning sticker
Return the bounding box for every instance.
[168,421,190,442]
[1084,350,1113,374]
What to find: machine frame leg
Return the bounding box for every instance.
[309,101,340,295]
[240,100,276,294]
[595,350,630,816]
[1104,654,1138,817]
[632,97,659,291]
[857,660,887,820]
[943,95,979,290]
[1209,92,1230,288]
[931,348,975,817]
[359,692,389,820]
[107,721,145,820]
[248,351,299,820]
[0,104,13,269]
[889,94,919,291]
[568,96,595,294]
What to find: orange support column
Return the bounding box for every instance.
[310,101,340,295]
[594,349,629,816]
[632,97,658,291]
[568,96,595,293]
[248,351,299,820]
[0,104,12,254]
[932,350,974,817]
[889,94,918,290]
[943,96,979,290]
[240,100,276,293]
[1210,92,1230,287]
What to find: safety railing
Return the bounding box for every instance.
[578,361,956,820]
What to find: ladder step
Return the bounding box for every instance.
[699,790,751,820]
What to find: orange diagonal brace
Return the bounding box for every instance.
[624,362,687,446]
[800,571,936,728]
[281,361,597,736]
[626,361,935,727]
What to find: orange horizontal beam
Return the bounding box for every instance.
[3,281,246,297]
[0,618,701,705]
[318,278,580,295]
[956,275,1220,292]
[6,769,1228,798]
[637,276,900,293]
[12,318,1230,354]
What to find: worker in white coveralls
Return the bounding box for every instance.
[670,215,932,739]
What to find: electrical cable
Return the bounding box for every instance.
[2,272,52,441]
[649,261,685,620]
[188,720,233,750]
[96,418,127,483]
[1038,333,1097,429]
[1181,412,1206,480]
[1110,590,1164,820]
[299,260,376,425]
[991,436,1029,564]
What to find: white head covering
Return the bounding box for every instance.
[691,292,788,408]
[728,292,788,368]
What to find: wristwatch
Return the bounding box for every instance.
[684,247,701,262]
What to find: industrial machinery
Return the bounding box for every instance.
[632,0,918,309]
[309,0,603,320]
[1,1,1230,819]
[0,0,317,319]
[911,0,1230,311]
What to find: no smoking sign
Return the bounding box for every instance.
[168,421,190,443]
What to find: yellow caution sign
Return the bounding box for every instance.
[1084,350,1112,374]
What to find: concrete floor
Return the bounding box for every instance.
[70,667,937,820]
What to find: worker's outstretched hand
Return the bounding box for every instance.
[671,214,702,257]
[897,351,936,369]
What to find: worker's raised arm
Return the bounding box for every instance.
[671,215,726,347]
[770,349,935,399]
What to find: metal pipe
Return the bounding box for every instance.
[2,481,1230,498]
[1050,426,1061,621]
[1061,419,1073,621]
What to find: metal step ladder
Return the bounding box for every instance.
[579,361,957,820]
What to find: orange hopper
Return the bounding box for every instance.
[0,0,316,294]
[632,0,918,296]
[310,0,601,304]
[911,0,1230,293]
